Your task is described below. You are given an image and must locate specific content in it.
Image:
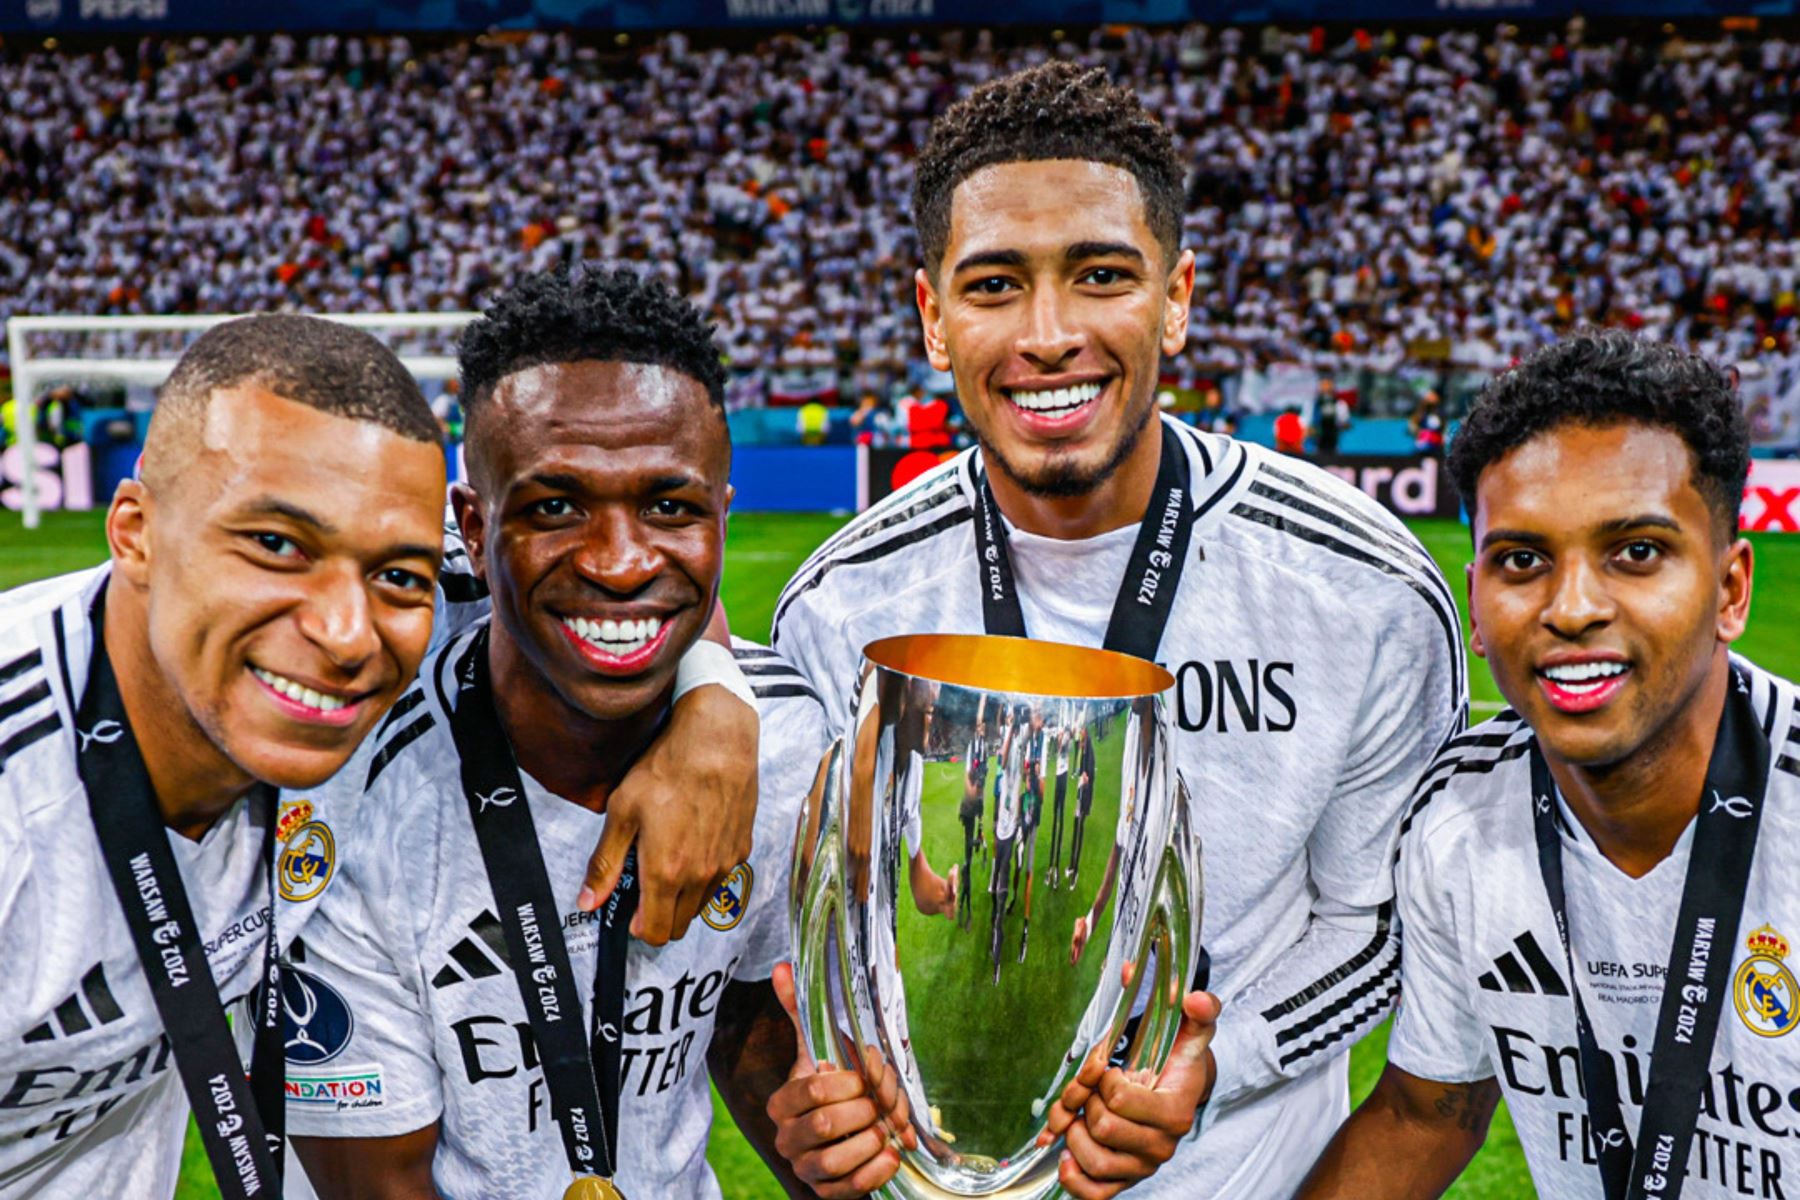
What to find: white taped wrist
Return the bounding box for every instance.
[674,639,755,708]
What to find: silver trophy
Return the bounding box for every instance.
[790,633,1203,1198]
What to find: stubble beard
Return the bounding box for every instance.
[975,380,1159,499]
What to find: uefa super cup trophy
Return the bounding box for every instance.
[789,633,1203,1199]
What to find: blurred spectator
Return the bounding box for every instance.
[1313,376,1348,456]
[1411,390,1447,455]
[796,398,831,446]
[1274,406,1307,456]
[848,390,884,446]
[5,22,1800,410]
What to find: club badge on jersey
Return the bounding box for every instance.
[1734,924,1799,1038]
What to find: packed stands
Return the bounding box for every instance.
[4,21,1800,441]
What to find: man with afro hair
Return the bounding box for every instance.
[1304,332,1797,1199]
[768,60,1464,1200]
[285,268,827,1198]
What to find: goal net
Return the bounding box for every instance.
[4,313,474,529]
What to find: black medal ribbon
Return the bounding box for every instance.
[75,606,284,1199]
[1528,664,1770,1200]
[448,628,638,1188]
[971,420,1196,664]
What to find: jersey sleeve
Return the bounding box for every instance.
[732,684,829,982]
[285,865,445,1139]
[769,584,864,738]
[1385,818,1493,1083]
[1201,562,1465,1111]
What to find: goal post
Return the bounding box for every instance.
[5,312,476,530]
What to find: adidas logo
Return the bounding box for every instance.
[1478,932,1570,996]
[431,910,512,989]
[22,964,125,1042]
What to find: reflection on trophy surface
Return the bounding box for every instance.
[789,634,1203,1198]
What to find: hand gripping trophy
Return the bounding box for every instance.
[790,634,1203,1198]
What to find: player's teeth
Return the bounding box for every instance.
[1007,381,1102,413]
[1545,662,1627,683]
[566,617,662,655]
[253,667,348,712]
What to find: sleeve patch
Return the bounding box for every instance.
[284,1063,386,1112]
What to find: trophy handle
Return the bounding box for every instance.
[791,738,878,1085]
[1118,771,1205,1077]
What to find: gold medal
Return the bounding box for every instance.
[563,1177,625,1200]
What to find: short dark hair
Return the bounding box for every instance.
[1448,331,1750,541]
[911,62,1185,277]
[457,268,727,411]
[144,314,438,490]
[157,314,438,441]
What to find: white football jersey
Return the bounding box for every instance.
[1389,657,1800,1198]
[0,566,346,1199]
[282,629,825,1199]
[771,418,1466,1197]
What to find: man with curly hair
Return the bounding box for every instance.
[1302,332,1799,1200]
[768,61,1465,1199]
[285,269,827,1198]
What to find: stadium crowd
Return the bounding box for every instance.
[5,20,1800,414]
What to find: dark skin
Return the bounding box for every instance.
[105,385,445,837]
[1299,420,1753,1198]
[293,360,796,1197]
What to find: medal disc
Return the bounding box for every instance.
[563,1178,625,1200]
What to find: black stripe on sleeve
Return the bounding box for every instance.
[1398,737,1533,839]
[778,472,963,606]
[1275,968,1401,1068]
[1246,477,1454,612]
[773,504,973,635]
[0,650,42,688]
[373,689,426,740]
[751,682,822,703]
[364,715,436,790]
[1260,903,1394,1023]
[0,678,51,725]
[0,713,63,777]
[1271,941,1401,1047]
[1230,502,1465,710]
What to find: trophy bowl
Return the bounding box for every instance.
[789,633,1203,1198]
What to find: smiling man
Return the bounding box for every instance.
[768,63,1464,1199]
[284,270,823,1199]
[0,315,448,1199]
[1299,332,1800,1199]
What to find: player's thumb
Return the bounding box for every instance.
[578,813,637,913]
[1164,991,1222,1078]
[771,962,818,1073]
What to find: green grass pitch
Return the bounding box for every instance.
[6,506,1798,1200]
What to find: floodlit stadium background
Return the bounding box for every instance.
[5,3,1800,1196]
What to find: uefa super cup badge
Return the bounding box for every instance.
[1734,925,1799,1038]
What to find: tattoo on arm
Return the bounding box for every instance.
[1428,1079,1502,1133]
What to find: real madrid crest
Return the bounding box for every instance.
[279,804,337,904]
[1734,924,1799,1038]
[702,863,753,932]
